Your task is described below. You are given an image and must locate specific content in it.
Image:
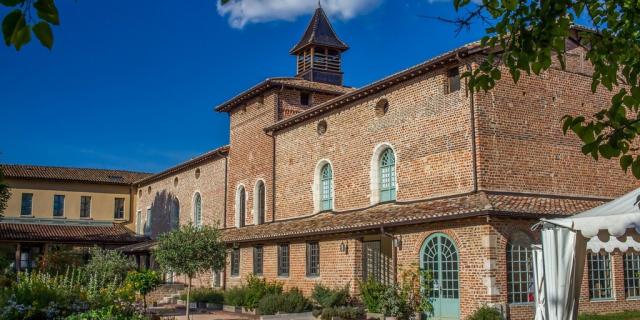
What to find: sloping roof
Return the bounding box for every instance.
[290,6,349,54]
[1,164,151,185]
[135,145,229,186]
[221,191,607,243]
[116,240,157,253]
[0,221,147,244]
[266,42,483,132]
[214,77,354,113]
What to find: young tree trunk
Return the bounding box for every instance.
[186,277,192,319]
[143,294,147,313]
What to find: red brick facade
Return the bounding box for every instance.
[133,15,640,319]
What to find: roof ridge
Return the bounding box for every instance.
[0,163,152,175]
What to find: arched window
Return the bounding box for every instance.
[171,199,180,230]
[507,231,534,304]
[255,181,266,225]
[193,193,202,226]
[320,164,333,211]
[379,148,396,202]
[237,186,246,228]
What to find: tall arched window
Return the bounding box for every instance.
[171,199,180,230]
[255,181,265,225]
[379,148,396,202]
[237,186,246,227]
[507,231,533,303]
[320,164,333,211]
[193,193,202,226]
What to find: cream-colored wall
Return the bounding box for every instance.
[4,178,135,229]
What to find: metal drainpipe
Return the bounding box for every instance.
[223,153,228,229]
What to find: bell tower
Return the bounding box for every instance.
[290,4,349,86]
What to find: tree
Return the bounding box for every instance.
[125,269,162,312]
[83,246,136,282]
[0,166,11,217]
[1,0,59,50]
[153,223,226,319]
[451,0,640,178]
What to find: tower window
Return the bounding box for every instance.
[447,67,460,93]
[300,92,310,106]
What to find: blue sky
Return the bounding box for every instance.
[1,0,485,173]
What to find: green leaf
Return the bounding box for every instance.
[632,159,640,179]
[0,0,24,7]
[532,61,542,75]
[12,22,29,50]
[621,155,633,172]
[32,21,52,49]
[33,0,59,25]
[1,9,21,46]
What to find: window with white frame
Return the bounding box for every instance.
[624,252,640,298]
[588,252,613,300]
[379,148,396,202]
[193,192,202,226]
[507,232,534,304]
[320,164,333,211]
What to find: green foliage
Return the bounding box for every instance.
[466,304,503,320]
[0,270,136,320]
[1,0,59,50]
[180,287,224,304]
[125,270,161,310]
[82,247,135,283]
[578,310,640,320]
[382,266,433,319]
[318,306,366,320]
[65,305,147,320]
[244,274,283,309]
[154,223,225,279]
[357,277,388,313]
[257,288,311,315]
[311,283,350,309]
[223,286,248,306]
[0,167,11,216]
[453,0,640,178]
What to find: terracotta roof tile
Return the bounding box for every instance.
[135,145,229,185]
[0,222,147,244]
[221,192,606,243]
[214,77,354,112]
[1,164,151,185]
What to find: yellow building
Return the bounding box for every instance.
[0,164,150,271]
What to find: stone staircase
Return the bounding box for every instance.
[147,284,186,305]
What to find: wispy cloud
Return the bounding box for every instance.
[217,0,382,29]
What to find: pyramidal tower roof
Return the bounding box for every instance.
[289,5,349,54]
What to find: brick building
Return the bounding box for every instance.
[131,7,640,319]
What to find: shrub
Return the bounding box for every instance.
[82,247,135,283]
[182,288,224,304]
[319,306,365,320]
[224,286,248,306]
[466,304,502,320]
[358,277,388,313]
[65,305,147,320]
[125,270,161,310]
[257,288,311,315]
[244,274,283,309]
[38,247,85,275]
[311,283,350,309]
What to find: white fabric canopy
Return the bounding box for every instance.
[534,187,640,320]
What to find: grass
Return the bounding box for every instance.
[579,310,640,320]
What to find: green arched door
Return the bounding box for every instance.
[420,233,460,319]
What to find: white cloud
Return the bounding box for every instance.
[217,0,382,29]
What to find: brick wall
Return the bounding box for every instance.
[273,67,475,219]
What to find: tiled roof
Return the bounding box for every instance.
[0,222,147,244]
[214,77,354,112]
[290,6,349,54]
[135,145,229,185]
[1,164,151,185]
[221,192,607,243]
[116,240,157,253]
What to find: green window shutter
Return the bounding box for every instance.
[321,164,333,211]
[379,148,396,202]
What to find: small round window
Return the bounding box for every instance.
[375,98,389,117]
[195,168,201,179]
[317,120,327,135]
[174,177,179,187]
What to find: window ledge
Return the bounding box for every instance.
[53,216,66,219]
[588,298,616,303]
[508,302,534,307]
[305,276,321,280]
[80,217,93,220]
[19,215,34,218]
[626,296,640,301]
[114,218,127,222]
